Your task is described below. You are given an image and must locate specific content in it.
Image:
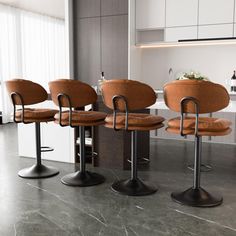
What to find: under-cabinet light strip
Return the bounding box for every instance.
[137,40,236,48]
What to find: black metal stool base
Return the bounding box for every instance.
[111,178,157,196]
[18,164,59,179]
[61,171,105,187]
[188,164,212,172]
[171,187,223,207]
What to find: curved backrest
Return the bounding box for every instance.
[101,79,156,111]
[5,79,48,105]
[49,79,97,107]
[164,80,230,114]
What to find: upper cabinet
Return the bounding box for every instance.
[136,0,165,29]
[199,0,234,25]
[135,0,236,45]
[166,0,198,27]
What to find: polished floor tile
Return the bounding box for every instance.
[1,124,236,236]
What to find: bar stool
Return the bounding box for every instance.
[5,79,59,178]
[49,79,106,186]
[101,79,165,196]
[164,79,231,207]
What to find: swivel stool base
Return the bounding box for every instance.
[61,170,105,187]
[18,164,59,179]
[112,178,157,196]
[171,187,223,207]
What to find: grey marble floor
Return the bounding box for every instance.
[1,124,236,236]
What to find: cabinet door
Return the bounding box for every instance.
[75,18,101,85]
[199,0,234,25]
[101,15,128,80]
[198,24,234,39]
[166,0,198,27]
[101,0,128,16]
[74,0,100,18]
[165,26,197,42]
[136,0,165,29]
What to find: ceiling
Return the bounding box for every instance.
[0,0,65,19]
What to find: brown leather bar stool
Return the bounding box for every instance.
[49,79,106,186]
[101,79,165,196]
[164,79,231,207]
[5,79,59,178]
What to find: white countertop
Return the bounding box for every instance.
[149,99,236,113]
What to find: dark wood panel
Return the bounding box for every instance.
[101,15,128,80]
[101,0,128,16]
[74,17,101,85]
[74,0,101,18]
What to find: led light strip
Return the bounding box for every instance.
[137,40,236,48]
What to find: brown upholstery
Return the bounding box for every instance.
[49,79,107,127]
[49,79,97,108]
[164,80,230,114]
[101,79,164,131]
[105,113,165,130]
[164,80,231,137]
[15,108,58,123]
[101,79,157,111]
[5,79,48,105]
[167,116,232,136]
[54,110,106,126]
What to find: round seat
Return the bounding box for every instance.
[105,113,164,130]
[167,116,232,136]
[54,110,106,126]
[15,108,58,123]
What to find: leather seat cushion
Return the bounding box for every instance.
[167,116,232,136]
[166,127,232,136]
[105,113,165,130]
[54,111,107,126]
[15,108,58,122]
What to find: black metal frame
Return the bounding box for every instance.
[111,95,157,196]
[57,93,105,187]
[171,97,222,207]
[10,92,59,178]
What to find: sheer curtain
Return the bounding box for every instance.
[0,4,67,123]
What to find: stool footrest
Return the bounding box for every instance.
[188,163,212,172]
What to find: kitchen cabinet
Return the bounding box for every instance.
[101,0,128,16]
[136,0,165,29]
[198,24,234,39]
[166,0,198,27]
[101,15,128,80]
[199,0,234,25]
[135,0,236,45]
[74,0,128,85]
[75,17,101,85]
[165,26,197,42]
[75,0,100,18]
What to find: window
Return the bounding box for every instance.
[0,4,67,123]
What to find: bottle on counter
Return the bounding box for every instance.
[231,70,236,92]
[97,71,106,93]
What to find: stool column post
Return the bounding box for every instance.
[79,126,86,173]
[131,130,138,180]
[193,136,202,189]
[35,122,42,166]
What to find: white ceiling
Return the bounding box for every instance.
[0,0,65,19]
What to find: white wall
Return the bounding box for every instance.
[139,44,236,90]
